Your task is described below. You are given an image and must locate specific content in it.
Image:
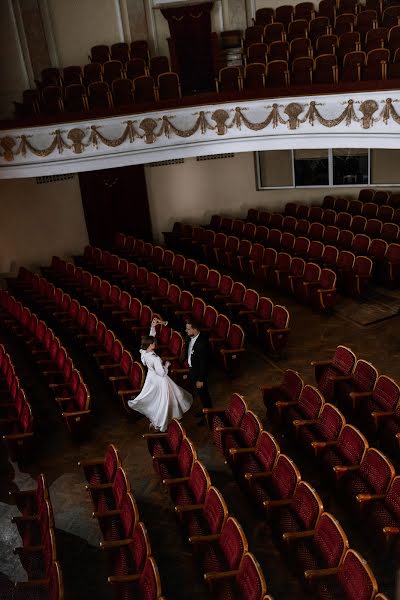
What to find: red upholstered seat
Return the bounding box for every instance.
[79,444,120,487]
[247,453,301,510]
[314,549,378,600]
[286,512,349,578]
[312,345,356,403]
[271,480,323,541]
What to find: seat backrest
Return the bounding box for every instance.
[337,424,369,464]
[138,557,163,600]
[255,430,280,472]
[104,443,121,481]
[112,466,131,508]
[318,403,345,441]
[119,492,139,538]
[226,393,248,426]
[291,481,324,530]
[314,512,349,567]
[360,448,395,494]
[219,517,249,571]
[332,345,356,375]
[352,359,378,392]
[298,385,324,419]
[178,438,197,476]
[203,486,228,534]
[271,454,301,499]
[189,460,211,504]
[236,553,267,600]
[338,549,378,600]
[239,410,262,447]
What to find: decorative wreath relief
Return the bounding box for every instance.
[284,103,304,129]
[358,100,379,129]
[2,96,400,163]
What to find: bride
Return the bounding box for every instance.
[128,318,193,431]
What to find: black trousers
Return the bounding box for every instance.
[190,372,212,408]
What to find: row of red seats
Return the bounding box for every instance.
[263,368,399,563]
[8,473,64,599]
[0,343,33,462]
[204,392,388,600]
[313,344,400,458]
[164,221,373,297]
[22,72,181,117]
[253,1,400,28]
[268,205,400,234]
[48,253,247,377]
[79,444,165,599]
[199,213,394,263]
[8,268,147,414]
[198,214,399,287]
[105,237,290,357]
[144,418,272,600]
[0,291,90,440]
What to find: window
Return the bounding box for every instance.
[333,148,368,185]
[256,148,379,189]
[370,149,400,185]
[294,149,329,186]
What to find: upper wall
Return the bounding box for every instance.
[0,175,88,273]
[145,152,397,241]
[47,0,125,67]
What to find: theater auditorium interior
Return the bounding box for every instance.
[1,0,400,599]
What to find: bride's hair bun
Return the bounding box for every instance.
[141,335,155,350]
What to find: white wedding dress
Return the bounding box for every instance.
[127,350,193,432]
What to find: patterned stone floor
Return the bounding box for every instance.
[0,287,399,600]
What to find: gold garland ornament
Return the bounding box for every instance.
[2,98,400,162]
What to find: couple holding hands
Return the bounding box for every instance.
[127,316,212,432]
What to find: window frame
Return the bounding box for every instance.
[256,148,400,190]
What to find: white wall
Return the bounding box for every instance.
[145,152,399,241]
[47,0,124,67]
[0,175,88,274]
[0,1,29,118]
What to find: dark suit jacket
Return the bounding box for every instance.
[184,332,210,382]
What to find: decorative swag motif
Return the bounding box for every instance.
[1,97,400,162]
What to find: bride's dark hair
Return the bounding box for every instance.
[141,335,155,350]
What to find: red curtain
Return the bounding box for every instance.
[161,2,214,93]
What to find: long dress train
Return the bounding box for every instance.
[127,350,193,432]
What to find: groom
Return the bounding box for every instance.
[184,318,212,411]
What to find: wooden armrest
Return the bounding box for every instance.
[293,419,318,427]
[152,453,177,460]
[162,476,190,485]
[15,579,48,589]
[142,432,168,440]
[62,409,90,418]
[245,471,272,481]
[14,544,43,555]
[349,391,372,399]
[275,400,297,407]
[175,503,203,513]
[202,408,224,415]
[333,464,360,473]
[356,493,385,503]
[109,375,130,382]
[78,457,103,467]
[100,538,132,549]
[189,533,221,544]
[311,440,337,448]
[12,515,38,524]
[3,432,33,441]
[283,529,314,542]
[108,574,140,584]
[220,348,246,355]
[263,498,292,509]
[86,482,112,490]
[229,447,256,455]
[310,360,332,367]
[9,489,35,498]
[305,567,339,579]
[204,570,239,582]
[215,426,240,433]
[93,509,121,518]
[383,526,400,536]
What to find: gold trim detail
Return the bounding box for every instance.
[3,98,400,162]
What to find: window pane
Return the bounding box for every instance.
[294,149,328,186]
[333,148,368,185]
[371,149,400,184]
[258,150,293,187]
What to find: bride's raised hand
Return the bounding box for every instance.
[151,317,159,327]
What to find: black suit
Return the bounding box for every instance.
[185,332,212,408]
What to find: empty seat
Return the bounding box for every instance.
[133,75,157,103]
[158,72,181,100]
[216,66,241,92]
